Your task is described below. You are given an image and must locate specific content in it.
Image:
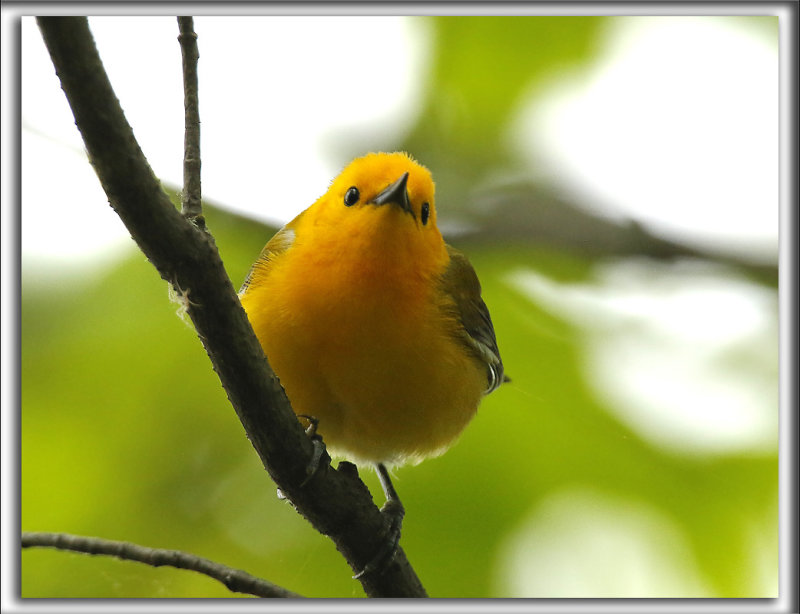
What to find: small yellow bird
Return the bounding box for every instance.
[239,152,504,569]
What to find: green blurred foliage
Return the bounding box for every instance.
[21,15,778,598]
[411,17,605,152]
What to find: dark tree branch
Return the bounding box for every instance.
[35,16,427,598]
[21,532,302,598]
[177,16,203,226]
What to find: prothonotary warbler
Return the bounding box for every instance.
[239,151,505,572]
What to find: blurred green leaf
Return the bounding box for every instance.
[424,16,605,149]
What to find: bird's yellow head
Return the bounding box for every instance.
[307,152,439,237]
[328,151,436,226]
[301,152,446,277]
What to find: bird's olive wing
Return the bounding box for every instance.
[440,245,506,394]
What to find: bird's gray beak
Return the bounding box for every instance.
[370,172,413,216]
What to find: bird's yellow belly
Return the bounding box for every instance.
[241,260,486,466]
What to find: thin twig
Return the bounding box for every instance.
[35,17,427,597]
[178,16,203,227]
[22,531,302,598]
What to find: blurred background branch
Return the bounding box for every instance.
[21,531,303,598]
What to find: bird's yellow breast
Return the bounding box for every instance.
[242,222,483,465]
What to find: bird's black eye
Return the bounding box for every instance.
[421,202,430,225]
[344,187,359,207]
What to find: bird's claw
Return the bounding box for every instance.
[297,415,327,487]
[352,499,405,579]
[353,464,405,579]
